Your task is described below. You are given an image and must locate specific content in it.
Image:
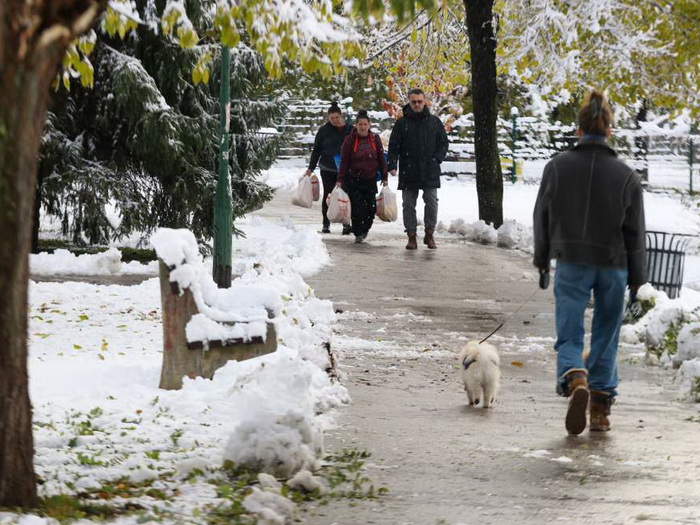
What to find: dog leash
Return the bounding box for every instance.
[478,270,549,344]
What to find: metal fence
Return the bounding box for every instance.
[278,99,700,192]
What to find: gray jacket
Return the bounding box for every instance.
[533,137,647,286]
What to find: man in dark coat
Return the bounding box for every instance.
[388,89,449,249]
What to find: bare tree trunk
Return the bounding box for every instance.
[0,0,106,508]
[465,0,504,228]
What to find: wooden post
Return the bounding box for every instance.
[159,261,199,390]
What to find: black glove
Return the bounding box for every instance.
[539,270,550,290]
[627,289,643,319]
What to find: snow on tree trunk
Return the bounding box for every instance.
[465,0,504,229]
[0,0,106,508]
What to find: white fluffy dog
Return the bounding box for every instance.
[459,340,501,408]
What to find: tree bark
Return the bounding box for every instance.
[465,0,503,228]
[0,0,106,508]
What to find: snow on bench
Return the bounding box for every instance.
[152,228,279,390]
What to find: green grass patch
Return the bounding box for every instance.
[40,494,119,523]
[648,322,681,358]
[36,239,156,263]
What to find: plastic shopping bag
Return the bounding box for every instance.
[326,186,351,224]
[376,186,397,222]
[291,176,313,208]
[310,174,320,201]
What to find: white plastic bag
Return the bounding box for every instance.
[376,186,397,222]
[310,174,320,201]
[291,176,313,208]
[326,186,351,224]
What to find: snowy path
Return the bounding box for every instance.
[255,191,700,525]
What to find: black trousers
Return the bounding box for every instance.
[320,170,338,228]
[344,177,377,237]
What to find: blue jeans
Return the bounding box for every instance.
[554,261,628,398]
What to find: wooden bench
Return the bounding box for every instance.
[158,261,277,390]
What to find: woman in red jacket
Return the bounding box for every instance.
[337,110,388,244]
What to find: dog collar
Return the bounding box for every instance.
[462,358,475,370]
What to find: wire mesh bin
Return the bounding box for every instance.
[645,231,692,299]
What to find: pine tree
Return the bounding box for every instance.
[38,2,281,248]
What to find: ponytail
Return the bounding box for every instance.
[578,90,613,135]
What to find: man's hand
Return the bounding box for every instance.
[303,169,312,177]
[335,181,343,188]
[382,180,389,187]
[390,169,397,177]
[538,267,550,290]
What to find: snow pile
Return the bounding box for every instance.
[30,247,158,276]
[620,284,700,400]
[152,228,278,344]
[676,360,700,402]
[674,323,700,367]
[243,486,297,525]
[497,219,533,250]
[24,216,347,522]
[437,217,532,251]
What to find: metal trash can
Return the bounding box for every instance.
[645,231,692,299]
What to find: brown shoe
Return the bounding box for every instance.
[590,391,613,431]
[424,229,437,249]
[406,233,417,250]
[564,370,589,435]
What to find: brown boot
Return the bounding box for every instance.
[406,233,417,250]
[424,229,437,249]
[564,370,589,435]
[589,391,613,431]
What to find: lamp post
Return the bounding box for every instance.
[213,46,232,288]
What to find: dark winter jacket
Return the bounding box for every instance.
[533,136,647,286]
[387,104,449,190]
[308,121,352,173]
[338,128,388,184]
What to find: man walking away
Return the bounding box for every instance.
[388,89,449,249]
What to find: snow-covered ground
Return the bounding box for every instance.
[13,217,346,525]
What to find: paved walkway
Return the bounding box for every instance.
[255,192,700,525]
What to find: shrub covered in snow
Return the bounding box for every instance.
[620,284,700,401]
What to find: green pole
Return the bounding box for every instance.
[510,107,518,183]
[213,46,232,288]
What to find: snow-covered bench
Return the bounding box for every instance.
[152,229,278,390]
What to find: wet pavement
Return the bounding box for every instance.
[256,193,700,525]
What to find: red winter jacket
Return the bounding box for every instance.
[337,128,388,184]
